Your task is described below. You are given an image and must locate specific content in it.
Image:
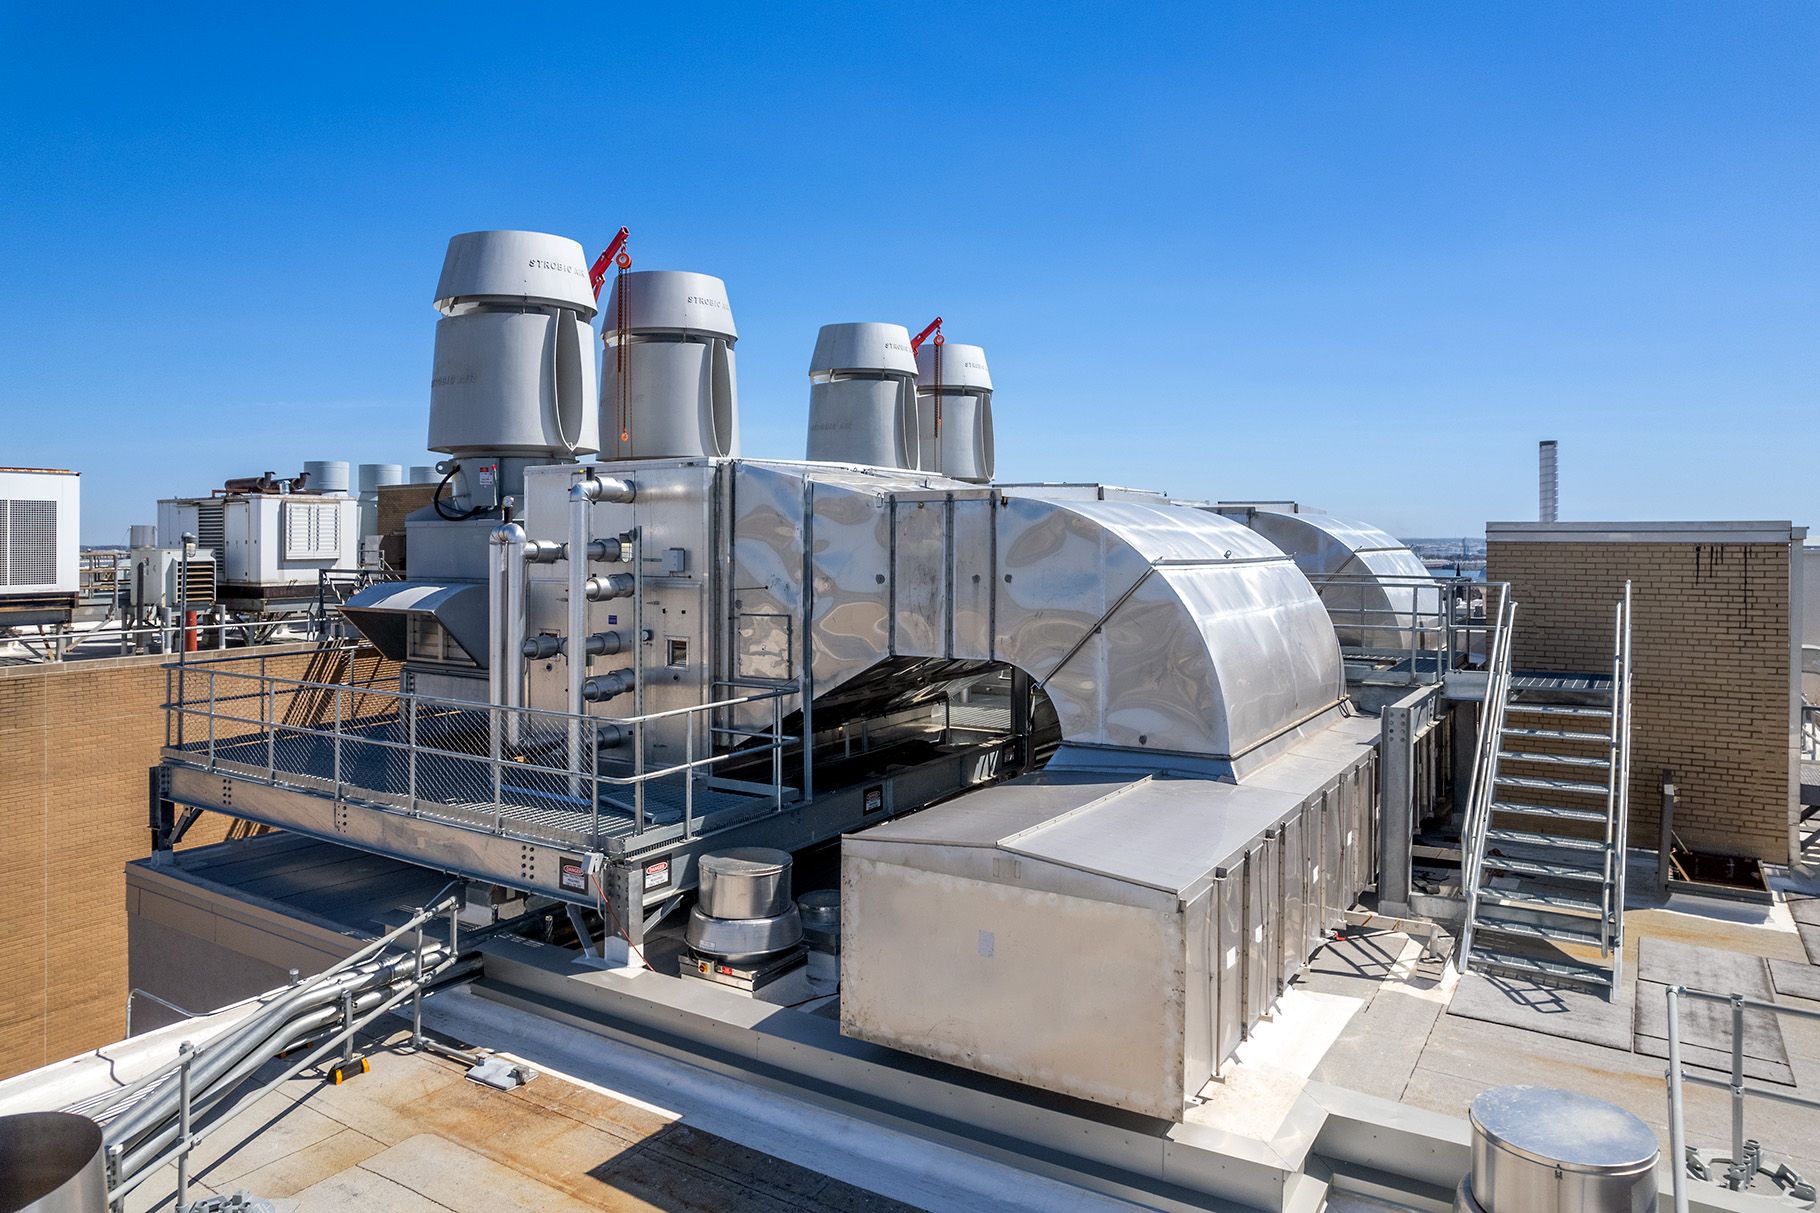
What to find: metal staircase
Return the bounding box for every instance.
[1459,583,1634,995]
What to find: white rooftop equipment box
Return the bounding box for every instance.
[0,467,80,596]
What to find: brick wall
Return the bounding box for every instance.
[1487,531,1798,864]
[0,644,394,1078]
[377,483,438,539]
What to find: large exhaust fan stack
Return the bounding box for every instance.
[805,322,919,469]
[599,270,740,460]
[427,230,601,509]
[1538,439,1559,523]
[914,341,994,483]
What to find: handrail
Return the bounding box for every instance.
[1612,581,1634,982]
[1457,590,1517,965]
[161,648,801,847]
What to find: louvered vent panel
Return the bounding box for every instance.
[1,499,57,586]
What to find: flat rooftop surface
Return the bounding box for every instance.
[122,1020,918,1213]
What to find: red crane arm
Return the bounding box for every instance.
[590,227,630,300]
[910,316,943,354]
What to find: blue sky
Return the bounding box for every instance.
[2,4,1814,542]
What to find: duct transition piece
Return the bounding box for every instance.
[914,341,994,483]
[427,231,601,475]
[805,322,919,469]
[599,270,740,460]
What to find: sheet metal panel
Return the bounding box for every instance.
[949,495,994,660]
[1277,814,1304,989]
[891,497,947,656]
[1216,873,1244,1067]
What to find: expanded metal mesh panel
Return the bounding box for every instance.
[0,498,58,586]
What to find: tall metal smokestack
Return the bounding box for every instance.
[1538,440,1559,523]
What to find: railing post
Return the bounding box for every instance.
[684,720,695,839]
[333,684,344,797]
[1730,992,1747,1173]
[1668,985,1690,1213]
[772,695,783,809]
[266,677,277,778]
[407,697,418,808]
[590,720,601,842]
[634,718,645,833]
[341,989,356,1069]
[176,1040,193,1209]
[207,672,217,766]
[411,919,425,1051]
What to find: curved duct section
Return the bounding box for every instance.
[599,270,739,460]
[729,464,1344,776]
[913,341,993,483]
[805,322,919,469]
[1215,505,1435,654]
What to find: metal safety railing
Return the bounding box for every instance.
[162,647,798,849]
[1455,588,1518,965]
[1605,583,1635,981]
[90,895,466,1212]
[1304,573,1501,684]
[1665,984,1820,1211]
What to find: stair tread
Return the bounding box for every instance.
[1479,854,1606,882]
[1497,751,1612,769]
[1495,773,1610,796]
[1478,885,1606,914]
[1474,912,1606,947]
[1471,948,1614,988]
[1484,827,1608,853]
[1489,800,1609,823]
[1501,726,1613,744]
[1503,703,1613,719]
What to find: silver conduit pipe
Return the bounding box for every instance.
[108,945,467,1185]
[89,897,460,1175]
[489,512,528,726]
[566,474,634,774]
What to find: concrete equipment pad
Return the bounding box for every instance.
[1771,958,1820,1002]
[1445,970,1634,1051]
[1791,897,1820,929]
[1802,923,1820,966]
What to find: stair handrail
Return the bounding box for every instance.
[1458,590,1517,965]
[1610,581,1635,984]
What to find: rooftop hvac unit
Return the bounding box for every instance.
[914,342,994,483]
[129,547,217,611]
[0,468,80,596]
[805,323,919,470]
[599,270,739,460]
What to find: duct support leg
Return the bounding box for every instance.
[1377,695,1418,917]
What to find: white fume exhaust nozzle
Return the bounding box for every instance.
[1539,439,1558,523]
[805,323,919,470]
[408,465,436,484]
[356,463,405,538]
[599,270,739,460]
[914,341,994,483]
[303,460,351,495]
[427,231,600,508]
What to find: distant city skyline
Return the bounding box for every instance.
[2,5,1813,543]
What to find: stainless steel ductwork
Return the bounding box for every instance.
[913,342,993,483]
[520,460,1345,778]
[1216,504,1435,654]
[805,323,919,469]
[599,270,739,460]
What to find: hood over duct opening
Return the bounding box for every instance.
[805,323,919,470]
[599,270,739,461]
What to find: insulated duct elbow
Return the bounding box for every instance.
[585,573,636,601]
[582,669,637,703]
[569,475,635,505]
